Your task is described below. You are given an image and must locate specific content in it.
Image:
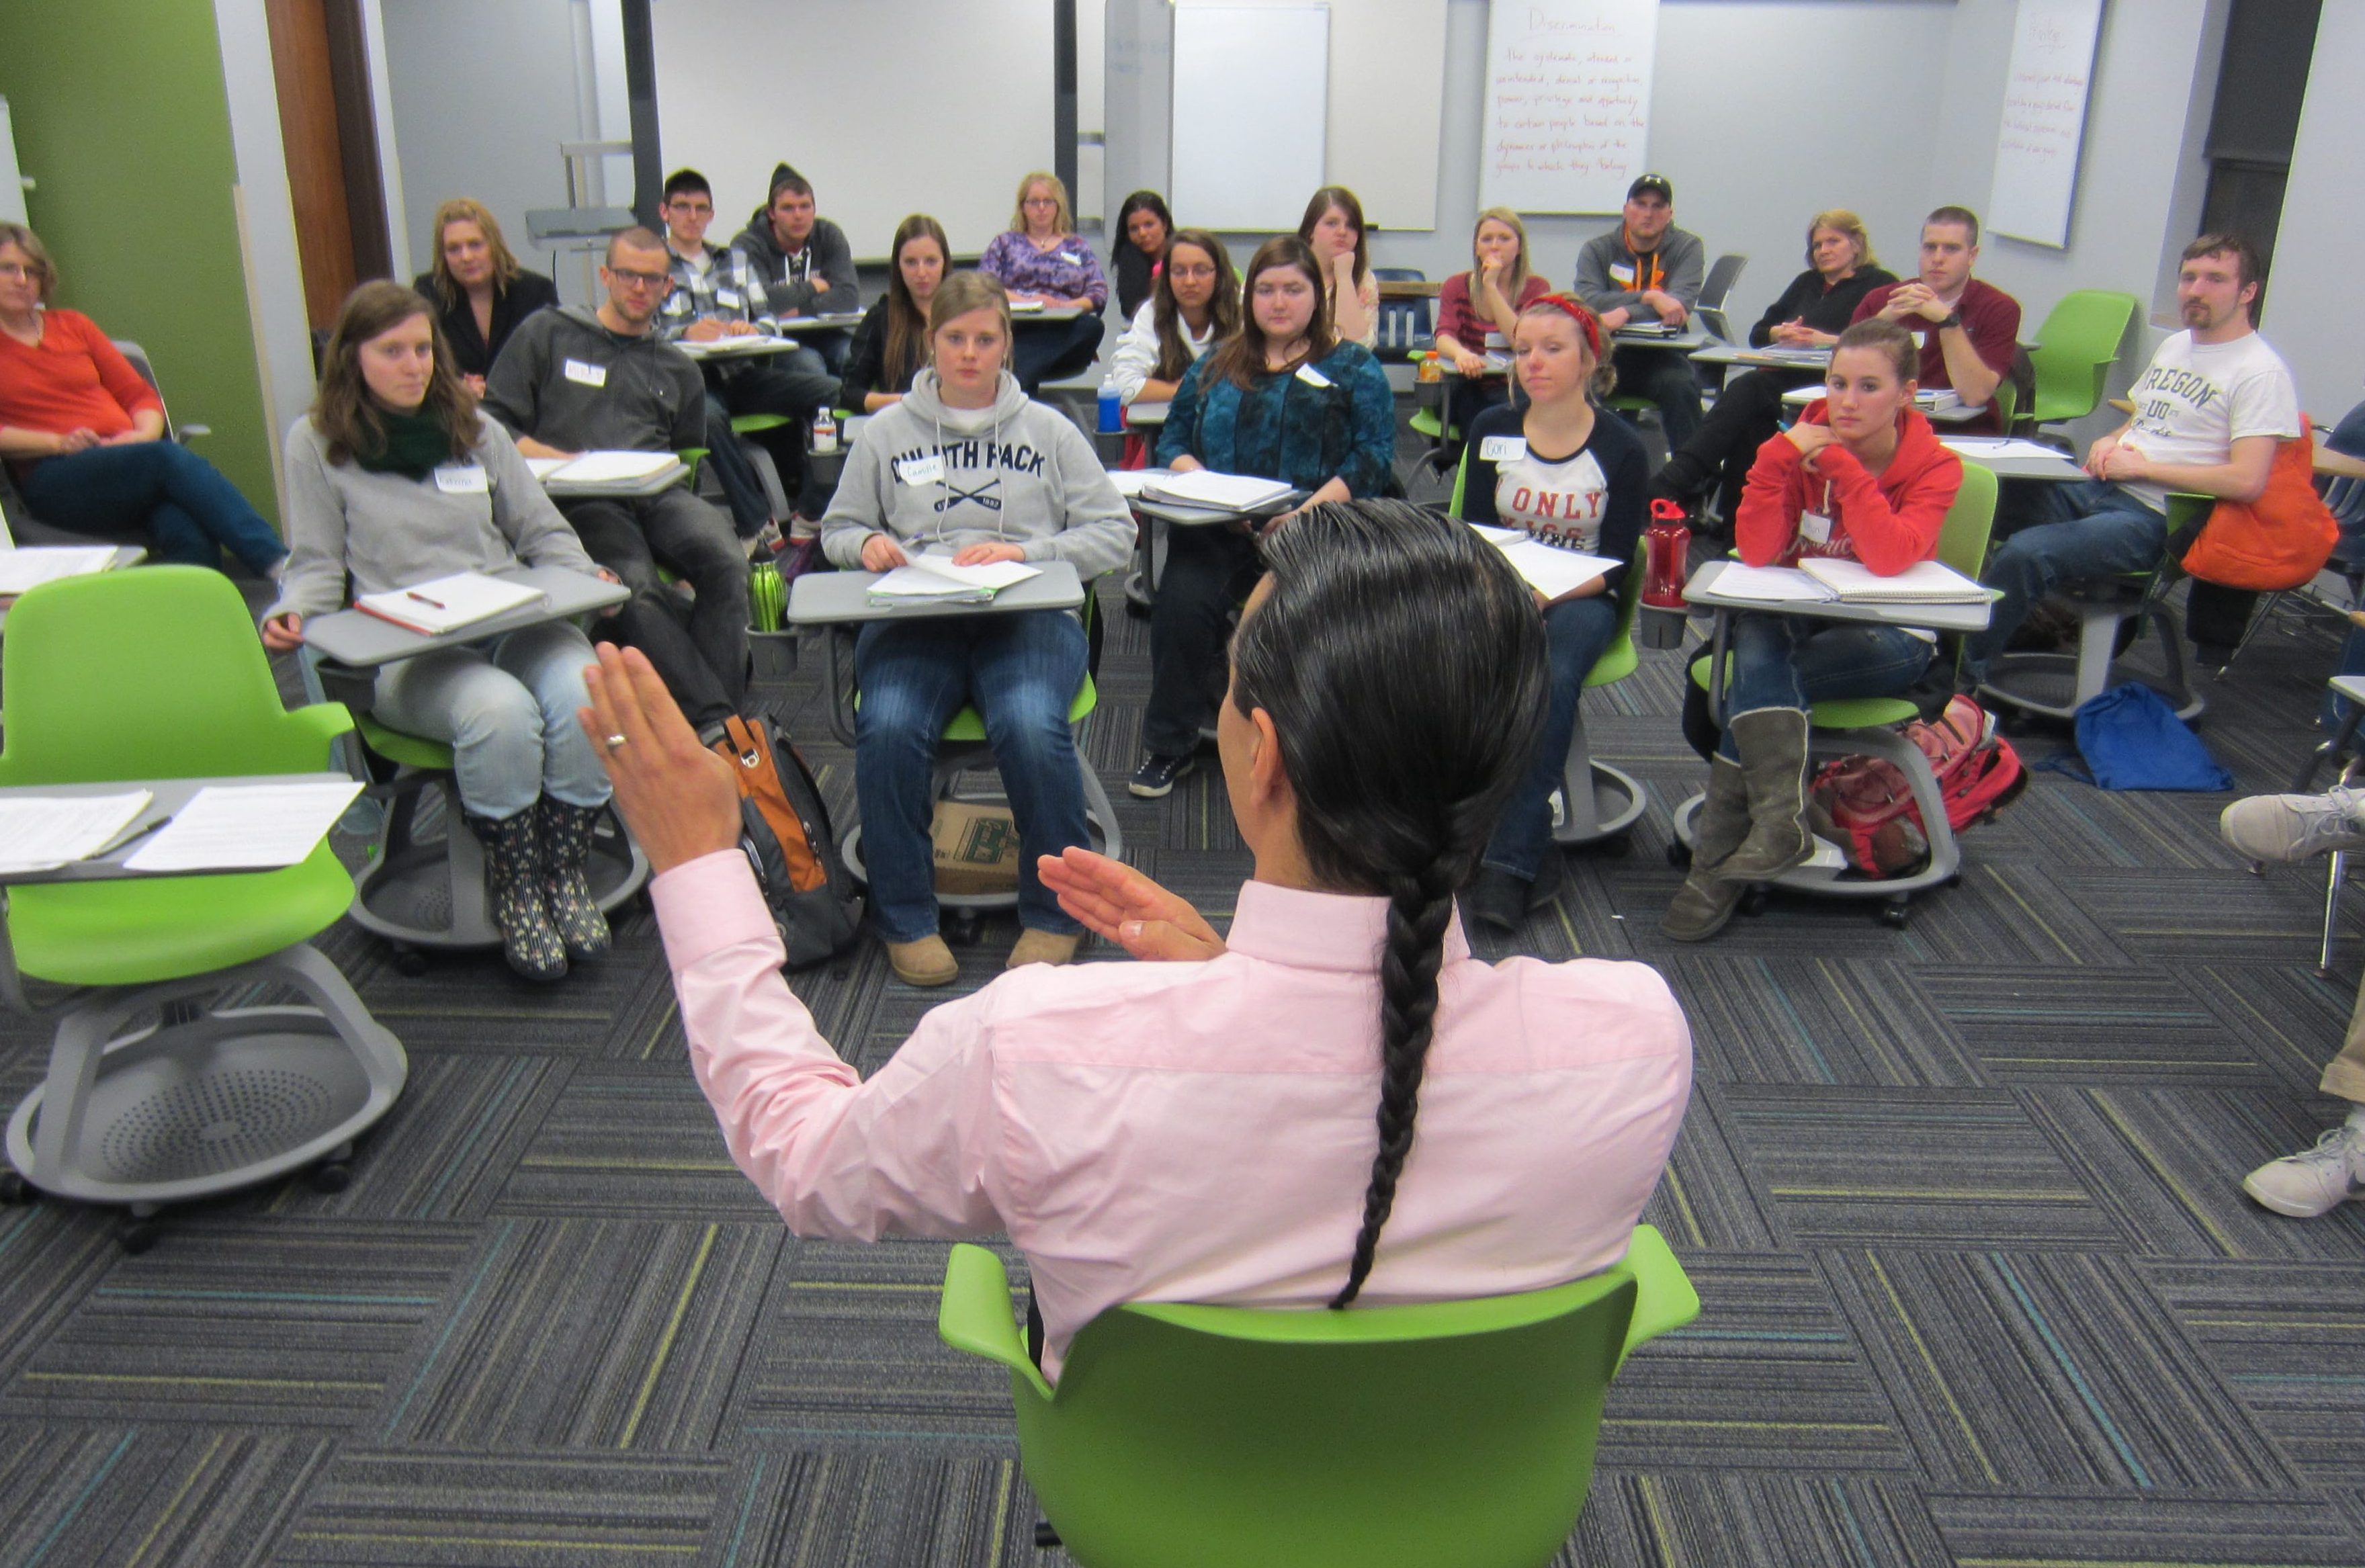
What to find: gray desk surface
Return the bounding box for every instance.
[1124,401,1170,427]
[540,458,689,498]
[1938,440,2088,482]
[1780,382,1989,425]
[787,560,1084,627]
[0,546,144,633]
[0,772,354,887]
[1690,343,1833,370]
[1126,478,1304,529]
[1012,304,1091,324]
[675,336,806,361]
[1684,558,1992,634]
[301,566,628,670]
[771,310,868,333]
[1611,329,1714,352]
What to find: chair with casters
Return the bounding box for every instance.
[0,567,406,1239]
[2022,290,2139,435]
[1697,253,1747,314]
[1977,491,2206,725]
[817,587,1124,947]
[1675,461,2000,925]
[1449,451,1649,843]
[937,1224,1699,1568]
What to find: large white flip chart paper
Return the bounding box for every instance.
[1988,0,2105,249]
[1478,0,1659,216]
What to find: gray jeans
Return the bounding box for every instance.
[372,619,611,822]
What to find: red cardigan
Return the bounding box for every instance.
[1737,403,1962,574]
[0,309,162,441]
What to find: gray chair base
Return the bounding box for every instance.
[1979,585,2204,724]
[1553,707,1645,845]
[841,746,1125,915]
[349,775,648,956]
[5,943,406,1209]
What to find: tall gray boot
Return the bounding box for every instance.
[1662,756,1753,942]
[1716,707,1816,883]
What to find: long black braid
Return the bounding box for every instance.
[1229,501,1549,1307]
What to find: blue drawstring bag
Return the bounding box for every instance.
[2035,682,2235,791]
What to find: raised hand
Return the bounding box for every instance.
[1037,846,1226,961]
[578,643,742,874]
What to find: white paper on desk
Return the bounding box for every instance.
[1705,565,1836,603]
[1467,522,1526,546]
[1125,401,1170,424]
[544,451,680,485]
[524,457,568,482]
[124,781,364,873]
[1497,539,1616,599]
[869,558,1043,600]
[1941,437,2069,460]
[1799,557,1992,603]
[1108,469,1166,498]
[0,546,120,596]
[1142,470,1295,511]
[0,791,153,875]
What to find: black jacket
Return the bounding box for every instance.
[412,269,559,378]
[1748,265,1897,347]
[729,214,859,321]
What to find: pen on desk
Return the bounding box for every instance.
[406,590,447,610]
[95,814,171,858]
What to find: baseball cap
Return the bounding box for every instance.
[1627,174,1674,204]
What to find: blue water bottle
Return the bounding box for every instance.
[1096,369,1123,435]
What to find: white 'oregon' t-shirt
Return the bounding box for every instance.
[2118,329,2299,513]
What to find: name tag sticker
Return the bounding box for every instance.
[1294,363,1333,390]
[1058,250,1082,265]
[1608,263,1635,286]
[1478,435,1527,464]
[432,462,489,494]
[1800,511,1834,546]
[563,359,607,388]
[716,289,742,308]
[895,453,946,486]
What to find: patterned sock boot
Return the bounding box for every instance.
[535,796,613,961]
[469,808,568,982]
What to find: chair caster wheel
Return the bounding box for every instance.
[1882,901,1911,929]
[1666,842,1690,869]
[947,910,984,948]
[119,1218,161,1256]
[1739,886,1768,917]
[1123,598,1152,620]
[310,1162,351,1194]
[1033,1521,1064,1549]
[392,946,428,977]
[0,1170,28,1205]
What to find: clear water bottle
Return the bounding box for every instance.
[1096,369,1123,435]
[810,407,838,455]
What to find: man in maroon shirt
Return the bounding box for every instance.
[1849,206,2020,436]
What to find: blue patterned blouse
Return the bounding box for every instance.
[1155,341,1400,498]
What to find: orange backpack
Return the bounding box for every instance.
[2179,417,2338,591]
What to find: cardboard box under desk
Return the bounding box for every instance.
[933,800,1021,895]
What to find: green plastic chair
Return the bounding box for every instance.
[2024,290,2139,429]
[939,1225,1698,1568]
[0,567,404,1221]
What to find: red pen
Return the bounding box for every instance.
[406,590,447,609]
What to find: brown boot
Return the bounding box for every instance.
[886,935,959,987]
[1662,756,1752,941]
[1007,930,1082,969]
[1716,707,1816,883]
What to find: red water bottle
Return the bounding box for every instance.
[1642,498,1691,609]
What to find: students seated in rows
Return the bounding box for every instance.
[817,272,1133,987]
[1455,296,1648,931]
[0,222,287,579]
[587,505,1690,1380]
[1113,189,1174,320]
[1965,234,2296,682]
[1132,235,1400,798]
[1656,210,1896,527]
[1664,319,1963,943]
[979,171,1109,394]
[839,214,949,413]
[1850,205,2019,435]
[482,227,750,740]
[656,167,838,541]
[1574,174,1705,448]
[1298,185,1378,350]
[1433,207,1551,450]
[1107,229,1238,408]
[413,198,557,396]
[262,281,617,982]
[731,163,858,374]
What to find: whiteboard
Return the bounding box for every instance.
[0,97,26,227]
[1170,7,1328,234]
[1987,0,2104,249]
[1478,0,1660,216]
[650,2,1054,265]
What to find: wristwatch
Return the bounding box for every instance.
[1938,310,1963,331]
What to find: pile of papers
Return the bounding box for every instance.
[0,545,121,597]
[868,557,1043,607]
[0,790,153,875]
[0,779,365,877]
[1618,320,1678,337]
[1467,523,1618,599]
[1709,560,1991,605]
[525,451,685,488]
[355,571,547,635]
[1138,471,1296,513]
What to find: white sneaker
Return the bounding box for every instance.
[2219,786,2365,863]
[2242,1123,2365,1217]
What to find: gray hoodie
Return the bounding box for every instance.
[820,370,1135,581]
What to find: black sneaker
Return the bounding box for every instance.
[1129,752,1196,798]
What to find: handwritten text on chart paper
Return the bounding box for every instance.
[1480,0,1658,213]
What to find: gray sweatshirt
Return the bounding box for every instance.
[479,305,705,456]
[1574,225,1706,316]
[266,414,597,622]
[820,369,1135,582]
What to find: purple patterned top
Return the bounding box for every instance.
[978,230,1109,309]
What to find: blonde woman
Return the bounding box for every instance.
[411,198,557,392]
[979,171,1110,392]
[1433,207,1550,444]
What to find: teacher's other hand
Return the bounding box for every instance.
[1038,846,1226,961]
[578,642,741,875]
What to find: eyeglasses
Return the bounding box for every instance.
[607,267,669,290]
[1022,197,1059,208]
[0,261,36,281]
[1168,265,1219,281]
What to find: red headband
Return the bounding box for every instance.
[1527,293,1602,358]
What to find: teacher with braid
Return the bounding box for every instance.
[581,502,1690,1377]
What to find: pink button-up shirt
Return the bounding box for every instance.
[654,853,1692,1377]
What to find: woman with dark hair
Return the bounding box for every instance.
[1113,189,1174,318]
[1664,317,1961,943]
[1299,185,1377,349]
[1107,229,1237,408]
[1455,295,1648,931]
[838,214,949,412]
[581,502,1690,1376]
[261,279,618,982]
[412,198,558,392]
[1132,234,1400,799]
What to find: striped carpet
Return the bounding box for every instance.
[5,434,2365,1565]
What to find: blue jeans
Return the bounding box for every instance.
[370,619,611,821]
[855,609,1090,942]
[1719,613,1932,760]
[19,440,286,574]
[1610,345,1703,449]
[1482,594,1621,881]
[1966,480,2167,676]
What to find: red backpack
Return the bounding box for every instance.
[1807,695,2027,878]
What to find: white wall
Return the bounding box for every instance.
[2264,0,2365,423]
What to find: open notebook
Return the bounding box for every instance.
[1139,471,1296,513]
[867,557,1043,606]
[355,571,547,635]
[1467,523,1618,599]
[1710,560,1989,605]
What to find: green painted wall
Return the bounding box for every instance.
[0,0,281,525]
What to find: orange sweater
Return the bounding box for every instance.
[0,309,163,442]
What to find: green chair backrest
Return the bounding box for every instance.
[0,566,347,787]
[1938,459,2000,578]
[943,1227,1699,1568]
[2026,289,2139,425]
